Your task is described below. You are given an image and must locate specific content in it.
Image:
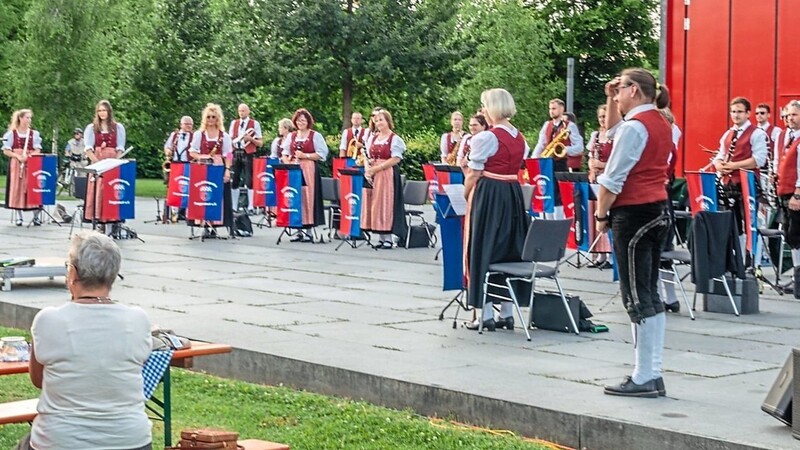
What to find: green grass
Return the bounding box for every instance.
[0,327,556,450]
[0,175,166,200]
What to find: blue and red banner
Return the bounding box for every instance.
[26,155,57,206]
[275,165,303,228]
[434,193,464,291]
[422,163,437,201]
[187,164,224,221]
[166,162,190,208]
[338,168,364,237]
[434,168,464,194]
[558,181,577,250]
[100,160,137,221]
[740,169,759,255]
[332,157,357,180]
[685,171,718,216]
[575,182,590,251]
[253,157,279,208]
[526,158,555,214]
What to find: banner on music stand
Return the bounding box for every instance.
[187,164,224,221]
[26,155,57,206]
[685,171,718,216]
[338,168,364,237]
[99,160,136,221]
[434,193,464,291]
[422,163,437,201]
[274,165,304,228]
[526,158,555,213]
[166,162,190,208]
[332,157,357,180]
[253,157,279,208]
[432,165,465,194]
[740,169,759,255]
[574,182,590,251]
[558,181,577,250]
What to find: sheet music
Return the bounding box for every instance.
[442,184,468,216]
[85,158,128,174]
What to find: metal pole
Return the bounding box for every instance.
[566,57,575,112]
[659,0,668,83]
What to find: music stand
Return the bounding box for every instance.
[186,163,228,241]
[431,188,472,327]
[254,157,279,229]
[273,164,310,245]
[335,167,375,251]
[431,165,464,260]
[556,172,593,268]
[144,196,165,224]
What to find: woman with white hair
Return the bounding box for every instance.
[17,231,152,450]
[464,88,530,331]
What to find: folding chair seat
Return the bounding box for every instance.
[482,219,575,341]
[403,180,436,248]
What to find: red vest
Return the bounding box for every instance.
[765,124,777,153]
[484,128,525,176]
[171,131,194,161]
[613,110,671,208]
[199,132,222,155]
[368,133,395,160]
[11,130,34,150]
[345,127,365,146]
[545,120,582,169]
[94,123,117,149]
[778,137,800,196]
[462,135,473,157]
[776,129,789,163]
[289,130,318,157]
[722,125,757,181]
[231,119,257,154]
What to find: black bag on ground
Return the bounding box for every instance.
[233,212,253,237]
[529,291,601,333]
[402,223,435,248]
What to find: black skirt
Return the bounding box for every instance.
[467,177,529,308]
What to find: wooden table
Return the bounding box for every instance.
[0,341,232,446]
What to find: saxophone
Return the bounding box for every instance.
[716,132,737,209]
[541,128,569,158]
[445,133,462,165]
[346,138,359,159]
[162,129,179,181]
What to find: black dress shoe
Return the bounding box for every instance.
[654,377,666,396]
[496,316,515,331]
[603,376,659,398]
[465,318,496,332]
[663,301,680,313]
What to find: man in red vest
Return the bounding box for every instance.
[713,97,769,256]
[338,111,365,158]
[531,98,584,218]
[229,103,263,215]
[776,100,800,298]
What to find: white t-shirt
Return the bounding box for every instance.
[30,301,152,450]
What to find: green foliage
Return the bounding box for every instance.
[454,1,560,134]
[528,0,659,131]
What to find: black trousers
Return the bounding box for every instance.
[611,201,670,323]
[780,195,800,249]
[720,182,745,235]
[231,151,254,189]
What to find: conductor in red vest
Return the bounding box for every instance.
[776,100,800,298]
[595,69,672,398]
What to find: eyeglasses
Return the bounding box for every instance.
[755,111,768,115]
[206,115,216,119]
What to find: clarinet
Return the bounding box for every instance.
[716,130,738,209]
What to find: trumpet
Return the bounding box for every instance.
[541,128,569,158]
[359,147,374,188]
[232,128,255,146]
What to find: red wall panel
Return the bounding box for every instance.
[682,0,731,171]
[667,0,798,174]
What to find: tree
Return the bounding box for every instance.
[528,0,659,130]
[454,0,560,133]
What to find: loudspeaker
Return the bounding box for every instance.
[762,352,792,426]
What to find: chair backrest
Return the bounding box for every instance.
[321,177,337,202]
[404,180,429,206]
[520,185,534,212]
[521,219,573,263]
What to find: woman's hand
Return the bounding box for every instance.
[595,218,610,234]
[223,168,231,183]
[18,154,28,163]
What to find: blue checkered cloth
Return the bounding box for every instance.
[142,349,174,400]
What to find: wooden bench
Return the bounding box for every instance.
[238,440,290,450]
[0,398,38,425]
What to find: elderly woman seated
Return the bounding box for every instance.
[16,231,152,450]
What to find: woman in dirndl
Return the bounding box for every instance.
[586,104,614,268]
[189,103,233,236]
[83,100,126,224]
[458,113,489,169]
[281,108,328,241]
[464,88,530,332]
[362,109,407,249]
[3,109,43,226]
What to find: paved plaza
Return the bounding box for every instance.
[1,199,799,449]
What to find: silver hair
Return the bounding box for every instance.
[787,100,800,111]
[68,231,121,289]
